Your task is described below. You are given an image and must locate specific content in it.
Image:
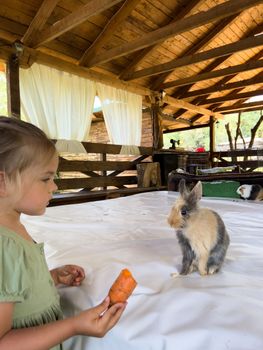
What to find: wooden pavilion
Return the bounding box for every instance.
[0,0,262,201]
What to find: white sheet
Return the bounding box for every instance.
[21,192,263,350]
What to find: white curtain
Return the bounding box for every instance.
[20,63,96,141]
[96,82,142,146]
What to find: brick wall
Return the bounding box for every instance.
[87,110,153,147]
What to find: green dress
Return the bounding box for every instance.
[0,226,63,350]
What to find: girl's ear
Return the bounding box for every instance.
[0,172,7,196]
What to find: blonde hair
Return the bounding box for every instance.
[0,116,57,181]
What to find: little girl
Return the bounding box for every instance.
[0,116,126,350]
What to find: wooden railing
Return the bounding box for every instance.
[211,149,263,171]
[50,142,165,206]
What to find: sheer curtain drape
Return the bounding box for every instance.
[96,83,142,146]
[20,63,96,142]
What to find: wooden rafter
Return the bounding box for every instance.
[79,0,140,66]
[182,72,263,98]
[199,88,263,106]
[84,0,263,67]
[124,34,263,81]
[170,22,263,102]
[21,0,59,46]
[150,14,238,90]
[214,101,263,113]
[0,42,220,118]
[173,48,263,122]
[163,95,223,119]
[118,0,205,79]
[31,0,124,47]
[160,59,263,89]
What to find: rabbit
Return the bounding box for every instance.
[167,179,230,276]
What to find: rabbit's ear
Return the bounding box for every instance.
[189,181,202,202]
[178,179,187,196]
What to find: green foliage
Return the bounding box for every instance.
[163,111,263,150]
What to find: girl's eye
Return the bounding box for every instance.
[42,178,51,182]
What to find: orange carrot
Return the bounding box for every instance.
[108,268,137,305]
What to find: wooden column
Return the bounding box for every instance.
[150,96,163,150]
[6,54,21,118]
[209,116,215,166]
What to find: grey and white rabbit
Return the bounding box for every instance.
[168,179,230,276]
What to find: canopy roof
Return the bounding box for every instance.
[0,0,262,131]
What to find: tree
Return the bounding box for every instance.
[225,110,263,171]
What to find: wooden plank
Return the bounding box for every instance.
[79,0,141,66]
[200,88,263,105]
[55,175,137,190]
[163,95,223,119]
[150,14,238,90]
[58,159,137,172]
[21,0,59,46]
[183,72,263,98]
[32,0,124,47]
[213,149,262,157]
[125,34,263,81]
[85,0,263,67]
[214,100,263,113]
[160,59,263,89]
[119,0,204,79]
[172,48,263,121]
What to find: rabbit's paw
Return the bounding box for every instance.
[208,265,219,275]
[170,272,179,278]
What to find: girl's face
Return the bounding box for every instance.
[14,153,59,216]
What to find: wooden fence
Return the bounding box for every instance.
[211,149,263,171]
[50,142,164,206]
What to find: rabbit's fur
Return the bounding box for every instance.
[168,180,230,276]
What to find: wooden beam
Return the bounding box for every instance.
[150,14,237,90]
[199,89,263,105]
[21,0,59,46]
[163,123,210,133]
[220,106,263,115]
[118,0,205,79]
[85,0,263,67]
[209,116,215,163]
[163,95,223,119]
[183,72,263,98]
[215,101,263,113]
[124,34,263,81]
[32,0,124,47]
[170,48,263,120]
[79,0,141,66]
[171,23,263,100]
[161,59,263,89]
[12,46,152,97]
[6,54,20,118]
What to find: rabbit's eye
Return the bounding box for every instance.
[181,208,187,216]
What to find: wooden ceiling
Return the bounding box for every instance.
[0,0,263,132]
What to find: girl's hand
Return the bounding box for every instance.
[74,296,126,337]
[50,265,85,286]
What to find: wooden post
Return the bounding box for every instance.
[209,116,215,167]
[150,94,163,150]
[6,54,21,118]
